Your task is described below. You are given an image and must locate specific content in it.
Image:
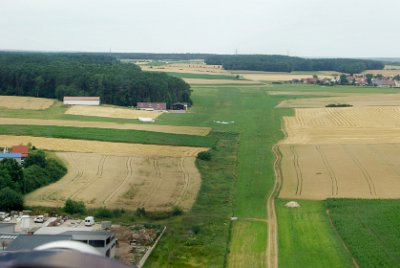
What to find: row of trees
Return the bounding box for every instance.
[204,55,384,74]
[0,149,67,211]
[0,52,192,107]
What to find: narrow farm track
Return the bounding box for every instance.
[267,145,282,268]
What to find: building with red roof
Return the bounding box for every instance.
[11,145,29,158]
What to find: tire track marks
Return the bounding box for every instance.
[103,156,133,205]
[316,145,339,196]
[290,145,303,196]
[343,145,376,196]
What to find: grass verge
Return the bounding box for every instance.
[146,132,239,267]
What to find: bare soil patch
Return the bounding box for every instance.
[0,96,54,110]
[0,135,207,157]
[0,118,211,136]
[65,106,163,120]
[25,152,201,211]
[277,94,400,108]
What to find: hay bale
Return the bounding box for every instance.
[285,201,300,208]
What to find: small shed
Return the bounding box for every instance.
[137,102,166,111]
[172,102,188,111]
[63,96,100,106]
[0,153,22,165]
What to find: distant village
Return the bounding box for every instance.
[292,74,400,87]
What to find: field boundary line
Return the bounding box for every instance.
[326,209,360,268]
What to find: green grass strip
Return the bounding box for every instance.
[0,125,215,148]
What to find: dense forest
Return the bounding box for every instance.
[204,55,384,73]
[0,149,66,211]
[114,53,213,61]
[0,52,192,107]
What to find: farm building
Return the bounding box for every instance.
[137,102,166,111]
[63,96,100,106]
[172,102,189,110]
[0,153,22,165]
[11,145,29,158]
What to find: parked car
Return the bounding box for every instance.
[34,215,45,223]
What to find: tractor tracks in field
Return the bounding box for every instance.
[103,156,134,205]
[316,145,339,196]
[267,145,282,268]
[290,145,303,196]
[343,145,376,196]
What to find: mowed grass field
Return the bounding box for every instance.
[277,199,353,268]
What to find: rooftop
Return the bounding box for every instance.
[6,234,72,251]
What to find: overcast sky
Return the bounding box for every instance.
[1,0,399,57]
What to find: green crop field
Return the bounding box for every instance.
[327,199,400,268]
[277,199,353,268]
[0,125,214,148]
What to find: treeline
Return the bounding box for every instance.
[204,55,384,74]
[115,53,214,61]
[0,52,192,107]
[0,149,66,211]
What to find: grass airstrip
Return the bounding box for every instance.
[3,61,400,267]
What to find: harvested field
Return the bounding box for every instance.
[65,105,163,120]
[0,135,207,157]
[268,91,358,97]
[0,96,54,110]
[141,63,228,74]
[238,73,334,82]
[183,78,260,85]
[363,69,400,76]
[279,144,400,199]
[277,93,400,108]
[0,118,211,136]
[282,106,400,144]
[279,105,400,199]
[26,152,201,211]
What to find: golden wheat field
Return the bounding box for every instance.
[26,152,201,211]
[0,96,54,110]
[65,105,163,120]
[278,105,400,199]
[277,93,400,108]
[0,135,207,157]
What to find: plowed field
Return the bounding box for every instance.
[26,152,201,211]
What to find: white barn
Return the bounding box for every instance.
[63,96,100,106]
